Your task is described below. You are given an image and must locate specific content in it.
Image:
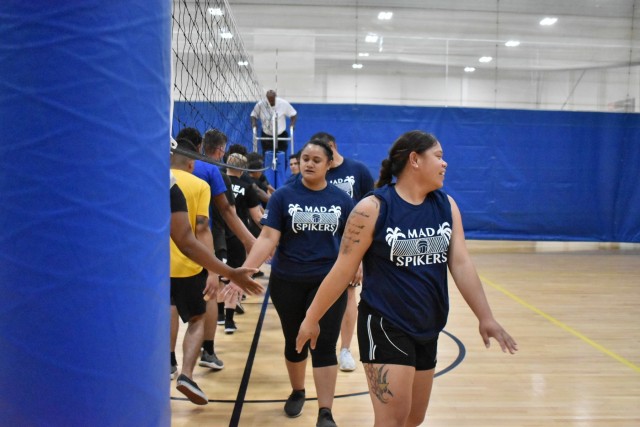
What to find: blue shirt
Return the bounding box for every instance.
[192,160,227,197]
[361,184,452,341]
[261,178,354,281]
[193,160,229,228]
[326,157,374,202]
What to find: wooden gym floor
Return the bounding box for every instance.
[171,241,640,426]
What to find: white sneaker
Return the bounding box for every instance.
[339,348,356,372]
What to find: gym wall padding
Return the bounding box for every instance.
[1,2,172,425]
[176,102,639,242]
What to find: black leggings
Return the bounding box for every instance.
[269,274,347,367]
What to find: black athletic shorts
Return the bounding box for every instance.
[358,301,438,371]
[225,235,246,268]
[170,269,207,323]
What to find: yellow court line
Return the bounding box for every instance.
[479,274,640,374]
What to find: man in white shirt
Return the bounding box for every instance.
[251,90,297,153]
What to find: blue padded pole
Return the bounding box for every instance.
[264,151,287,189]
[0,1,172,425]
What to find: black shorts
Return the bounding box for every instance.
[357,301,438,371]
[225,235,246,268]
[170,269,207,323]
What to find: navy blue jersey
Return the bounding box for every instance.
[326,157,374,202]
[284,173,299,186]
[261,177,354,281]
[361,184,453,341]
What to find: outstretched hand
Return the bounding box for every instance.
[228,267,263,295]
[479,318,518,354]
[202,273,219,301]
[296,317,320,353]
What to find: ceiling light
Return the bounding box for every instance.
[208,7,223,16]
[238,61,248,66]
[220,31,233,39]
[377,11,393,20]
[539,17,558,26]
[352,63,363,69]
[365,33,379,43]
[478,56,492,63]
[505,40,520,47]
[358,52,370,57]
[464,67,476,72]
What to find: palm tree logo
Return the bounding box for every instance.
[328,205,342,219]
[344,176,355,197]
[385,227,406,260]
[288,203,302,217]
[288,204,303,231]
[437,222,452,242]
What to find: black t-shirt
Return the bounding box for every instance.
[170,184,188,213]
[228,175,261,229]
[257,174,271,192]
[240,172,254,186]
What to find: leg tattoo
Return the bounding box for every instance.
[364,364,394,404]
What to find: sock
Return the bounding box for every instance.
[225,308,235,321]
[170,351,177,366]
[202,340,214,355]
[217,302,224,316]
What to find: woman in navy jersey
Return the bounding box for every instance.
[236,139,354,426]
[296,131,517,427]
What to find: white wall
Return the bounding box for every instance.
[271,64,640,112]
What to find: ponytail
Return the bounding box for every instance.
[375,158,393,188]
[375,130,439,188]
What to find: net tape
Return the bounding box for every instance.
[170,138,268,172]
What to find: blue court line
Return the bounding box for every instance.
[437,330,466,377]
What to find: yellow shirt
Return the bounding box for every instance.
[170,169,211,277]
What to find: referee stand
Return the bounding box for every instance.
[252,115,294,189]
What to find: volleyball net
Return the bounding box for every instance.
[171,0,262,150]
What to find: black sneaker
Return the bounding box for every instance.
[199,350,224,370]
[234,301,245,315]
[224,319,237,334]
[217,312,225,325]
[316,407,337,427]
[252,270,265,278]
[284,389,305,418]
[176,374,208,405]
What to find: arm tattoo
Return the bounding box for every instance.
[364,364,394,404]
[341,224,362,254]
[341,204,373,254]
[367,197,380,209]
[352,209,370,218]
